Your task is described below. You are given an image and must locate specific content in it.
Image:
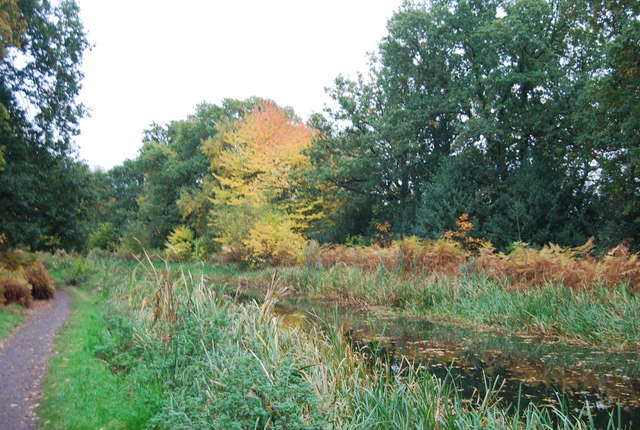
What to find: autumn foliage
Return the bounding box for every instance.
[371,221,393,248]
[309,237,466,276]
[1,279,32,307]
[307,238,640,292]
[208,101,323,264]
[304,216,640,293]
[165,225,194,262]
[25,261,55,300]
[243,213,306,265]
[0,252,56,306]
[473,239,639,292]
[442,214,485,252]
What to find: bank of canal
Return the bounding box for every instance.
[274,298,639,429]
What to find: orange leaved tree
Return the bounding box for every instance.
[208,101,324,264]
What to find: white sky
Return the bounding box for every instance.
[74,0,403,170]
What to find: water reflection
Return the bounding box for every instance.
[275,299,640,429]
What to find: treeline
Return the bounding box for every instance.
[1,0,638,258]
[0,0,91,251]
[306,0,639,250]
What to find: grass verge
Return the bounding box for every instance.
[38,285,163,429]
[0,305,23,342]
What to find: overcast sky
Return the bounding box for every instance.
[74,0,402,170]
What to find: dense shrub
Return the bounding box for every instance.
[165,225,194,262]
[1,279,32,307]
[61,257,97,286]
[87,222,118,250]
[317,238,466,276]
[598,245,640,294]
[476,240,640,292]
[25,261,56,299]
[0,250,37,271]
[119,221,154,254]
[244,215,306,265]
[313,237,640,292]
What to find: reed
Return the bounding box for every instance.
[47,257,623,428]
[240,265,640,347]
[305,238,640,293]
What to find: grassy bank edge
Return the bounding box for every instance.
[38,286,161,429]
[233,266,640,349]
[0,305,24,343]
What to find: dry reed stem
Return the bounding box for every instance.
[315,238,640,292]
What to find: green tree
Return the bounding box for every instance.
[312,0,601,247]
[484,159,592,248]
[136,141,183,248]
[575,0,640,248]
[106,159,145,236]
[85,159,145,249]
[0,0,89,249]
[413,154,483,239]
[310,2,463,231]
[134,99,269,249]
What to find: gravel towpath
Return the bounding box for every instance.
[0,290,72,429]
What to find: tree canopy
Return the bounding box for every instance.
[0,0,89,250]
[12,0,634,256]
[307,0,638,250]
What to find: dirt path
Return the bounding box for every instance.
[0,289,72,429]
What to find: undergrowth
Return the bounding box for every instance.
[39,255,621,429]
[305,237,640,293]
[255,266,640,347]
[0,250,57,309]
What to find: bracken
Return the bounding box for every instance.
[26,261,56,300]
[1,279,32,307]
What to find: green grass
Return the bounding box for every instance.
[38,286,163,429]
[434,277,640,345]
[0,305,23,342]
[37,255,620,429]
[246,266,640,347]
[48,254,640,347]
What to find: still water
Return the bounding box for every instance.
[275,299,639,429]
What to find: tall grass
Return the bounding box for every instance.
[305,238,640,293]
[238,265,640,347]
[40,256,621,428]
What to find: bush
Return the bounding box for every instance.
[119,221,154,254]
[165,226,194,262]
[193,235,219,259]
[317,238,466,276]
[371,221,393,248]
[87,222,118,250]
[26,261,56,300]
[64,258,97,286]
[1,279,32,307]
[598,244,640,293]
[0,250,37,271]
[475,239,640,291]
[244,214,306,265]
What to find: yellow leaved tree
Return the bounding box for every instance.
[208,101,324,264]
